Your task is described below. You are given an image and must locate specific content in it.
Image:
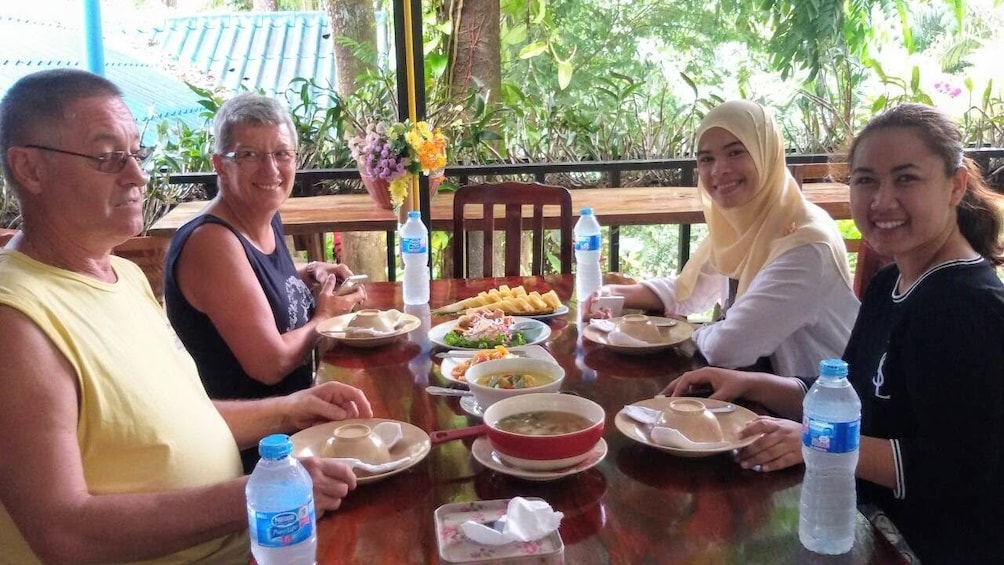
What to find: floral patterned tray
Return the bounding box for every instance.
[434,498,564,564]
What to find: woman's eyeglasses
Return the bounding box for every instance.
[222,150,298,167]
[24,144,154,175]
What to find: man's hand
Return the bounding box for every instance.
[279,382,374,432]
[299,457,357,516]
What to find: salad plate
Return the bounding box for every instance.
[440,344,558,386]
[429,316,550,350]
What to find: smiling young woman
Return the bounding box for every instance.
[582,100,858,378]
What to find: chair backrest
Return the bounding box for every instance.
[452,182,573,277]
[853,239,894,298]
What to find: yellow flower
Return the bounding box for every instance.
[389,175,412,208]
[406,121,448,172]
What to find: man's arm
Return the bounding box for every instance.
[215,381,373,450]
[0,306,247,564]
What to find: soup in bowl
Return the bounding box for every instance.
[482,393,605,471]
[465,357,564,410]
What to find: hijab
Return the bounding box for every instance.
[674,100,852,301]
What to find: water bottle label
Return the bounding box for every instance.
[575,234,601,252]
[401,237,427,254]
[249,502,315,548]
[802,417,860,453]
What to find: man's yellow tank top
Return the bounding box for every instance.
[0,250,248,564]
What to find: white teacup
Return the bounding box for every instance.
[610,314,664,344]
[656,398,725,443]
[324,422,400,463]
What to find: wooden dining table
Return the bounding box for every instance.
[311,274,905,564]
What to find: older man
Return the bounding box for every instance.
[0,69,371,563]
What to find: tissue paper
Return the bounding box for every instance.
[435,498,565,563]
[459,497,563,546]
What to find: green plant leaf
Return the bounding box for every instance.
[519,41,549,59]
[557,60,573,90]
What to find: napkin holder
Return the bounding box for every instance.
[435,498,564,564]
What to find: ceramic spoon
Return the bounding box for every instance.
[649,427,730,450]
[330,457,412,474]
[426,386,472,397]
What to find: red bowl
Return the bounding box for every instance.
[482,393,605,471]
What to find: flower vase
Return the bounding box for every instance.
[357,161,393,210]
[428,170,445,199]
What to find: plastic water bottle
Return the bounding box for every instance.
[400,210,430,305]
[574,208,603,303]
[246,434,317,565]
[799,358,861,555]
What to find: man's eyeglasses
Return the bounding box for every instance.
[24,144,154,175]
[222,150,298,167]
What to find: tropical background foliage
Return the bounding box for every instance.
[4,0,1003,280]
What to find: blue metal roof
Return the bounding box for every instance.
[0,14,209,142]
[149,11,338,97]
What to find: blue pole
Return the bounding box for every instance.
[83,0,105,75]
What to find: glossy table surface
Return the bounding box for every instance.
[313,274,903,564]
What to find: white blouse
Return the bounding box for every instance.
[640,243,859,376]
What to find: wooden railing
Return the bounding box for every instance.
[166,149,1004,276]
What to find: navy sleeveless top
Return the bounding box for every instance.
[165,213,315,401]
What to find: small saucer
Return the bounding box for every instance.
[582,316,694,356]
[615,398,758,458]
[316,312,421,348]
[459,395,484,418]
[471,436,607,481]
[290,418,430,484]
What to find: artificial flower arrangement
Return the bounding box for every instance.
[347,120,448,209]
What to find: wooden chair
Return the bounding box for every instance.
[452,182,573,277]
[853,239,894,298]
[788,162,848,186]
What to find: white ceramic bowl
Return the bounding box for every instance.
[656,398,724,443]
[612,314,664,343]
[323,423,392,463]
[465,357,564,410]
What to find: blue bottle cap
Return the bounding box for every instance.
[819,358,848,378]
[408,210,420,219]
[580,207,594,215]
[258,434,292,459]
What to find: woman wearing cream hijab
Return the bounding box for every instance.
[585,100,858,376]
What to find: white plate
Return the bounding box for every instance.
[459,395,484,418]
[429,317,551,350]
[522,304,569,320]
[615,397,759,458]
[290,418,430,484]
[471,436,607,481]
[439,344,559,387]
[316,311,421,348]
[581,316,694,355]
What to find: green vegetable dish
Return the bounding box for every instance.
[444,331,527,349]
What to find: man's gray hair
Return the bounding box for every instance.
[213,93,297,154]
